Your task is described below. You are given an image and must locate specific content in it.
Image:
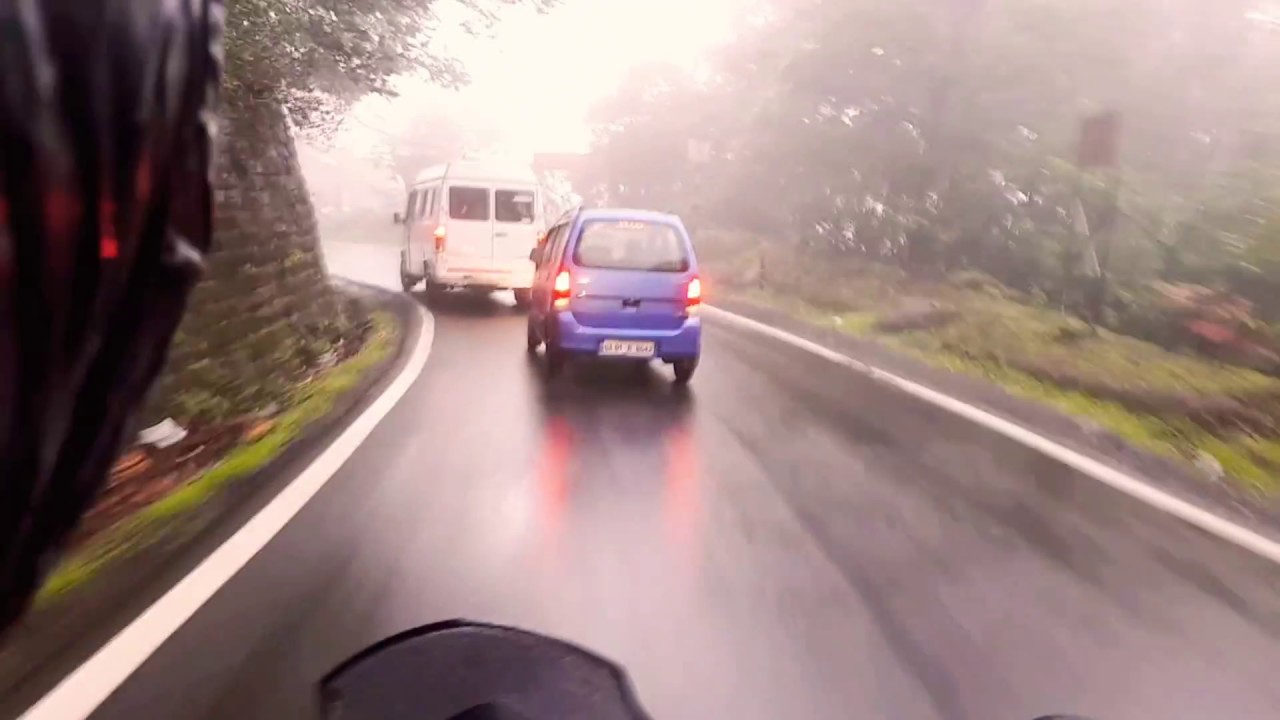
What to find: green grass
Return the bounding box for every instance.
[731,287,869,328]
[820,310,883,335]
[37,312,399,602]
[883,324,1280,493]
[729,286,1280,494]
[921,291,1280,398]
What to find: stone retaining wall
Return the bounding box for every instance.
[142,94,361,425]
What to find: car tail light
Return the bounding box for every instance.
[552,269,572,308]
[686,277,702,307]
[433,225,447,252]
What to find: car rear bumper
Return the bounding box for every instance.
[553,312,702,360]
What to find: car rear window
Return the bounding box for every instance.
[496,189,536,223]
[573,220,690,272]
[449,186,490,221]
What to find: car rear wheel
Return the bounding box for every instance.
[513,288,532,310]
[672,357,698,385]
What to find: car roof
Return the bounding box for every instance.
[574,208,685,225]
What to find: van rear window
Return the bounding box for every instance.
[449,187,490,221]
[573,221,690,272]
[496,190,535,223]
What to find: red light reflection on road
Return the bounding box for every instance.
[533,416,574,556]
[663,420,701,567]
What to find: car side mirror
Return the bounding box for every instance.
[393,212,403,225]
[529,246,543,264]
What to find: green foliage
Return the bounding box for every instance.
[914,294,1280,397]
[351,104,503,186]
[581,0,1280,321]
[743,285,1280,492]
[224,0,557,122]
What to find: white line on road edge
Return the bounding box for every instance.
[705,305,1280,566]
[21,304,436,720]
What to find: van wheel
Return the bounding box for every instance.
[672,358,698,385]
[513,288,532,310]
[399,252,417,292]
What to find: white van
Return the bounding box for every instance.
[397,160,544,307]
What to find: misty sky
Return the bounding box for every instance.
[302,0,746,212]
[359,0,745,155]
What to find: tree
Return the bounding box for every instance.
[350,103,503,189]
[580,0,1280,309]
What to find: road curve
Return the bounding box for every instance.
[77,242,1280,719]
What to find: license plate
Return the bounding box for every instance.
[599,339,655,358]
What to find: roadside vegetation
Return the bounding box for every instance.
[573,0,1280,494]
[38,312,399,603]
[706,240,1280,493]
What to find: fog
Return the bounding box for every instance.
[287,0,1280,482]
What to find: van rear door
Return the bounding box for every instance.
[441,185,493,271]
[493,187,540,286]
[406,185,438,273]
[568,220,694,331]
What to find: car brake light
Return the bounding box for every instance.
[434,225,447,252]
[686,277,702,306]
[553,269,572,308]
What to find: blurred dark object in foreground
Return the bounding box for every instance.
[321,620,653,720]
[0,0,225,636]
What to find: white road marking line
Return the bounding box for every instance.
[705,305,1280,566]
[21,304,435,720]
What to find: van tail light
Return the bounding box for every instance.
[433,225,447,252]
[686,277,702,307]
[552,269,572,309]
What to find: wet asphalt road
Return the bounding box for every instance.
[85,242,1280,719]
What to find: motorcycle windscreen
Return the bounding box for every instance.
[319,620,653,720]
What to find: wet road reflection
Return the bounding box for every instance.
[76,246,1280,720]
[531,415,573,556]
[662,418,701,566]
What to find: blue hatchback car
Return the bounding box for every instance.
[526,208,702,383]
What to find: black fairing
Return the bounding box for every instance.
[320,620,653,720]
